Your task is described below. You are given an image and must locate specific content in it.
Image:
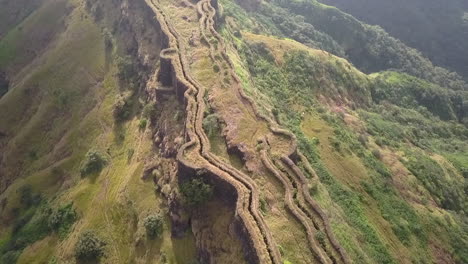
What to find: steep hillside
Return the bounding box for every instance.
[0,0,467,263]
[221,25,467,263]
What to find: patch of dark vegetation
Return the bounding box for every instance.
[138,119,147,130]
[48,203,78,238]
[180,178,214,207]
[143,213,164,239]
[80,150,106,176]
[0,71,9,98]
[0,186,78,264]
[74,231,106,262]
[202,114,220,137]
[116,56,139,90]
[18,184,41,208]
[113,95,132,121]
[404,150,466,212]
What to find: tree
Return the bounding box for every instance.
[74,231,106,261]
[112,95,131,121]
[180,178,213,206]
[80,151,106,176]
[143,214,164,239]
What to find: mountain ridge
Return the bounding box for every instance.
[0,0,466,263]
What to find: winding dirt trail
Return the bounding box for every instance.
[145,0,350,263]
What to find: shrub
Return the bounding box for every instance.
[113,96,131,121]
[80,151,106,176]
[309,183,318,196]
[48,257,58,264]
[272,108,280,122]
[139,119,147,130]
[315,230,326,247]
[358,134,368,146]
[461,167,468,178]
[143,214,164,239]
[74,231,106,261]
[180,178,213,206]
[213,64,220,73]
[203,114,219,137]
[142,102,157,118]
[330,137,342,152]
[375,137,384,147]
[372,149,382,160]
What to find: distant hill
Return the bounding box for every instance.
[319,0,468,79]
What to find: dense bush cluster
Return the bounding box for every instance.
[113,95,131,121]
[404,150,466,212]
[49,203,78,237]
[0,202,50,263]
[372,72,467,123]
[0,188,78,264]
